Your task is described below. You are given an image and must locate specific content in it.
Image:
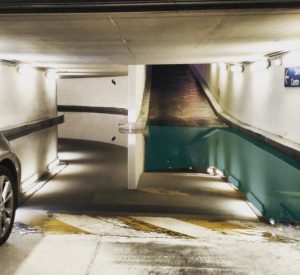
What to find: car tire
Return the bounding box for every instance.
[0,165,17,246]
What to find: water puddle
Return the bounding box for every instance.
[145,126,300,222]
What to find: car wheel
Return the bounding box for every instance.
[0,165,17,246]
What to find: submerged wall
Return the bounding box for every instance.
[57,76,128,147]
[191,50,300,146]
[0,62,58,196]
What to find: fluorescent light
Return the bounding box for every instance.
[274,58,282,66]
[230,64,244,73]
[207,166,224,177]
[46,70,59,79]
[17,64,36,75]
[219,63,228,70]
[251,59,271,71]
[207,166,215,175]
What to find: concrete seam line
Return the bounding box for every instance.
[85,237,102,275]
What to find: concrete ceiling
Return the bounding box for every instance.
[1,8,300,73]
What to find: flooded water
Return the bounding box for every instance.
[145,126,300,222]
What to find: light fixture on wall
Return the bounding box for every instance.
[251,59,271,71]
[274,58,282,66]
[46,69,59,79]
[219,63,228,70]
[17,64,36,75]
[230,64,244,73]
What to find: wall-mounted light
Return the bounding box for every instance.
[17,64,36,75]
[274,58,282,66]
[251,59,271,71]
[46,69,59,79]
[230,64,244,73]
[219,63,228,71]
[207,166,224,177]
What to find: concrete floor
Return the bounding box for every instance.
[0,139,300,274]
[23,138,256,220]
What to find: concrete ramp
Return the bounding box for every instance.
[138,172,258,221]
[148,65,225,127]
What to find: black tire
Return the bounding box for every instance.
[0,165,17,246]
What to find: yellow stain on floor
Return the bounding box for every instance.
[140,187,189,196]
[118,216,191,238]
[179,218,297,243]
[262,231,295,243]
[180,218,252,233]
[28,215,90,235]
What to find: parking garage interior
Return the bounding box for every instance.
[0,1,300,274]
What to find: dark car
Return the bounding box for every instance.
[0,133,21,246]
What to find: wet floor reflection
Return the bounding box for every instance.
[145,126,300,222]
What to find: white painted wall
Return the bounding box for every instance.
[128,65,146,123]
[58,76,128,108]
[59,112,127,147]
[128,133,145,189]
[192,50,300,145]
[10,127,57,186]
[0,62,58,192]
[57,76,128,147]
[0,63,56,129]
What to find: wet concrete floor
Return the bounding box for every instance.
[22,139,257,221]
[0,139,300,274]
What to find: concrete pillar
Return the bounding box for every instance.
[127,65,146,189]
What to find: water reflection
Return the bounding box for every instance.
[145,126,300,222]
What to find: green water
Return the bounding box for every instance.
[145,126,300,222]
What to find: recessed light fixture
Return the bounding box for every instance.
[219,63,228,70]
[251,59,271,71]
[230,64,244,73]
[46,69,59,79]
[274,58,282,66]
[17,64,36,75]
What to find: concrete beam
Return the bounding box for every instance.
[0,1,300,13]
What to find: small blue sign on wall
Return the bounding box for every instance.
[285,66,300,87]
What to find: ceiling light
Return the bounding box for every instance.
[230,64,244,73]
[17,64,36,75]
[219,63,228,70]
[251,59,271,71]
[274,58,282,66]
[46,70,59,79]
